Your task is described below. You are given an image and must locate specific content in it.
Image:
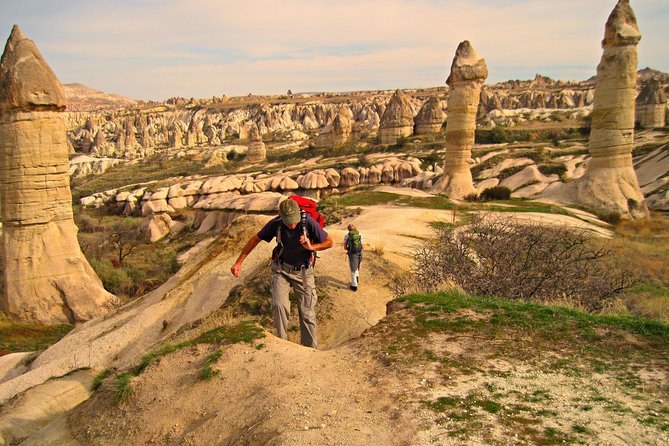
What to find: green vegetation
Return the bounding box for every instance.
[0,312,72,356]
[201,349,223,380]
[378,289,669,443]
[114,372,134,403]
[91,368,113,391]
[475,127,586,145]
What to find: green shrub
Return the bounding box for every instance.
[464,193,481,202]
[90,258,134,295]
[480,186,512,201]
[538,164,568,177]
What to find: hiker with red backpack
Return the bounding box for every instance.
[230,196,332,349]
[343,223,363,292]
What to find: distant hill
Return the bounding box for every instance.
[586,67,669,84]
[63,83,138,112]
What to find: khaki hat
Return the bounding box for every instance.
[279,199,301,225]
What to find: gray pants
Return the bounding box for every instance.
[271,261,318,349]
[348,253,362,287]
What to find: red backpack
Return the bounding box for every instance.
[288,195,325,228]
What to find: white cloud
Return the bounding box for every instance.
[0,0,667,100]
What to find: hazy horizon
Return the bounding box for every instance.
[1,0,667,102]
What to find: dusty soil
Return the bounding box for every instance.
[3,201,668,445]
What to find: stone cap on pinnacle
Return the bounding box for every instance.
[603,0,641,47]
[447,40,488,86]
[0,24,66,113]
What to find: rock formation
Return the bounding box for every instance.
[0,25,118,324]
[317,108,353,147]
[635,77,667,128]
[414,96,446,134]
[548,0,648,219]
[433,40,488,198]
[246,122,266,162]
[378,89,414,144]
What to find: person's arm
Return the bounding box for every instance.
[301,234,333,252]
[230,235,262,277]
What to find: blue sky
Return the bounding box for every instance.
[1,0,667,101]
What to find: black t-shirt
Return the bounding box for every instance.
[257,215,329,266]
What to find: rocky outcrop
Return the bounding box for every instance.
[433,40,488,198]
[378,89,414,144]
[414,96,445,135]
[246,122,266,162]
[547,0,648,219]
[317,108,353,147]
[0,25,118,324]
[635,77,667,128]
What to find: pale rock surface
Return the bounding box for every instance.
[635,77,667,128]
[246,122,266,162]
[434,40,488,199]
[378,89,414,144]
[339,167,361,187]
[475,178,500,193]
[476,157,535,180]
[500,165,555,191]
[139,213,182,242]
[546,1,648,219]
[0,25,118,324]
[317,108,353,147]
[298,170,329,189]
[68,154,124,179]
[414,96,446,134]
[0,370,94,446]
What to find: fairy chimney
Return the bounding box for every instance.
[433,40,488,198]
[246,122,266,162]
[547,0,648,219]
[635,78,667,128]
[414,96,446,135]
[378,89,414,145]
[0,25,118,324]
[317,108,353,147]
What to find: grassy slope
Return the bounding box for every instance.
[365,290,669,444]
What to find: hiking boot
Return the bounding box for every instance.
[350,285,358,292]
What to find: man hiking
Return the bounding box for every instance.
[343,223,363,292]
[230,198,333,348]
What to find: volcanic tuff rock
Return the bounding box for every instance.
[433,40,488,198]
[414,96,446,135]
[246,121,266,162]
[635,77,667,128]
[546,0,648,219]
[317,108,354,147]
[378,89,415,145]
[0,25,118,324]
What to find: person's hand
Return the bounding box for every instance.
[231,262,242,277]
[300,235,313,251]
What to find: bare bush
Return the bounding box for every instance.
[397,215,634,311]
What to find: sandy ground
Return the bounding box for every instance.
[2,200,667,445]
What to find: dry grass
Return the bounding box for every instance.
[600,216,669,322]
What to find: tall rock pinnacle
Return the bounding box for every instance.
[0,25,119,324]
[546,0,648,219]
[433,40,488,198]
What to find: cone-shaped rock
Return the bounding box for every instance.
[635,78,667,128]
[246,122,266,162]
[378,89,414,145]
[0,25,118,324]
[433,40,488,198]
[547,0,648,219]
[414,96,446,135]
[317,108,353,147]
